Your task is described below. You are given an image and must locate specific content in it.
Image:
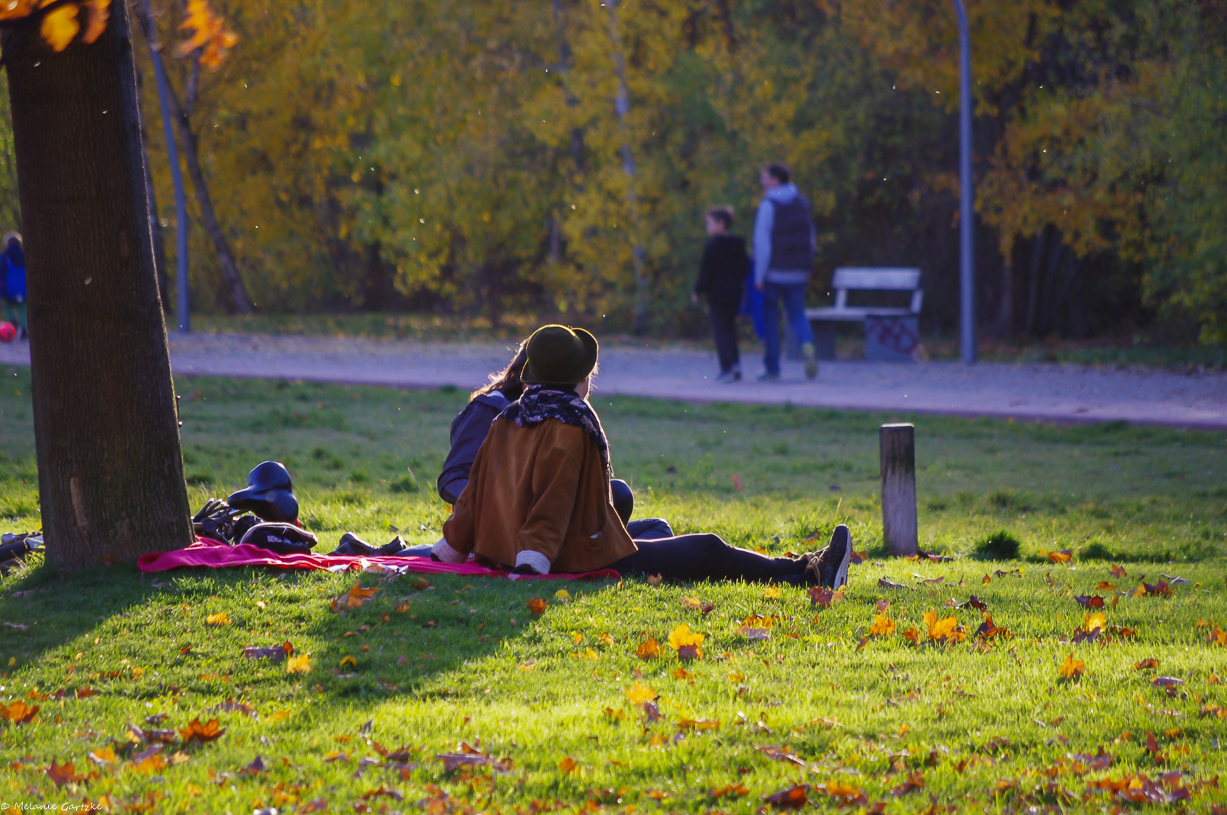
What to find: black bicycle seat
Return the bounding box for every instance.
[227,461,300,523]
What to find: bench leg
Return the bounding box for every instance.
[811,321,837,360]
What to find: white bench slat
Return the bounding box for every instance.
[830,267,920,291]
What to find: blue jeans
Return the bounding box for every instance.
[762,282,814,375]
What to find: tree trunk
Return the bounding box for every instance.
[1024,226,1047,337]
[141,122,172,314]
[994,255,1013,336]
[606,0,650,334]
[172,104,253,314]
[2,4,194,567]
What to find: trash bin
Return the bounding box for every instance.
[865,314,919,362]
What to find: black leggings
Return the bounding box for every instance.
[610,533,809,585]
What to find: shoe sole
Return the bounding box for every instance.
[802,343,818,380]
[829,524,852,588]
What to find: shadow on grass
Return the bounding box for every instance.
[0,557,621,718]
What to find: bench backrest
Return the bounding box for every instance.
[831,267,922,313]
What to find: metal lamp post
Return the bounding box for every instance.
[953,0,975,364]
[136,0,191,333]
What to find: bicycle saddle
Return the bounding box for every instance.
[227,461,300,523]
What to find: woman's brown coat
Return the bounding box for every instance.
[440,416,637,573]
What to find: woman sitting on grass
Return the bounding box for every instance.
[432,324,852,587]
[436,336,672,540]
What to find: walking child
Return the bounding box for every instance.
[692,207,751,382]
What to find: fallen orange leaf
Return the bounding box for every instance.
[636,638,660,659]
[46,759,84,786]
[868,613,896,637]
[0,700,38,725]
[178,717,226,745]
[528,597,547,615]
[1058,653,1085,679]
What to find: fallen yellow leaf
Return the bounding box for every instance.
[285,653,311,674]
[626,682,656,705]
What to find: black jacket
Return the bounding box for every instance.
[694,235,750,304]
[437,391,511,504]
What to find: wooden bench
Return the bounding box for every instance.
[805,268,923,361]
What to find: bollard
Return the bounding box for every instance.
[880,423,918,556]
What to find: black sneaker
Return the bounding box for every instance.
[807,525,852,588]
[757,372,780,382]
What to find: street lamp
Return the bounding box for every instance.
[952,0,975,364]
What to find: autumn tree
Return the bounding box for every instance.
[1,0,193,565]
[95,0,1224,344]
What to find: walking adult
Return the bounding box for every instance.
[753,165,817,380]
[2,233,27,340]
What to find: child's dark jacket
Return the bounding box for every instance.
[694,235,750,304]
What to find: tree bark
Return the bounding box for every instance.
[139,105,171,313]
[169,89,253,314]
[606,0,650,334]
[2,4,194,566]
[994,256,1012,336]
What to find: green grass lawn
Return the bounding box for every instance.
[1,372,1226,812]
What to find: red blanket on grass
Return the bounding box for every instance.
[136,537,620,581]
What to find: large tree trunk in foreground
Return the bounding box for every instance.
[3,3,194,566]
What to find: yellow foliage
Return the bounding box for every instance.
[40,4,80,52]
[178,0,238,70]
[81,0,109,44]
[285,653,311,674]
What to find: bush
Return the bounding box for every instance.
[974,530,1022,561]
[389,473,420,494]
[1081,541,1116,561]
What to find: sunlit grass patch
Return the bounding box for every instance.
[0,373,1225,810]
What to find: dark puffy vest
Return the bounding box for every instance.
[768,196,814,272]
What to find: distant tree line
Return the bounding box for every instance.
[1,0,1223,343]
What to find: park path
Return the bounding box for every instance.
[1,333,1224,429]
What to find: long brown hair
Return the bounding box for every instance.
[471,340,528,402]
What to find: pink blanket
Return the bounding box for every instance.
[136,538,620,581]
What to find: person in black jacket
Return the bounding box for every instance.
[693,208,751,382]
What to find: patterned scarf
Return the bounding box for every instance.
[501,385,612,477]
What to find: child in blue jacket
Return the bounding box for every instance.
[3,233,26,340]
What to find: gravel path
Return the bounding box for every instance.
[2,333,1224,429]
